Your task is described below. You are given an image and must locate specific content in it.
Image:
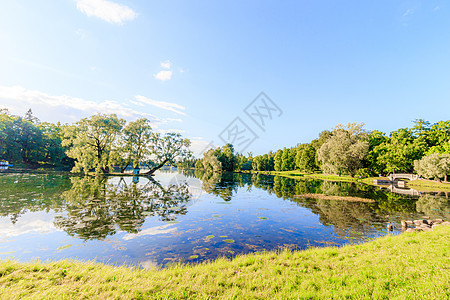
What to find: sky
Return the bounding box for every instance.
[1,0,450,156]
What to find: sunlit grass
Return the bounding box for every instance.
[1,226,449,299]
[408,179,450,191]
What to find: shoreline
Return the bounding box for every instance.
[1,225,448,299]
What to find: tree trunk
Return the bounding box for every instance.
[142,159,169,175]
[120,162,130,174]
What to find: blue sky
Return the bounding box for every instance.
[1,0,450,156]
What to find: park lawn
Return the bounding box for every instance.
[408,179,450,191]
[1,226,449,299]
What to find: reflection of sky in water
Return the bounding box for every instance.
[0,171,449,268]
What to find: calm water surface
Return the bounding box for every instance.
[0,170,449,268]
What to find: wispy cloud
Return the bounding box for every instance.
[403,9,414,17]
[75,0,137,24]
[129,99,145,107]
[135,95,186,116]
[153,70,173,81]
[0,85,159,123]
[158,128,186,135]
[160,60,171,69]
[123,224,176,240]
[154,60,174,81]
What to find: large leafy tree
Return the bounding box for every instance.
[113,118,152,172]
[281,148,295,171]
[200,149,222,173]
[295,143,317,172]
[414,153,450,182]
[317,123,369,176]
[215,143,237,171]
[373,128,426,173]
[142,132,191,175]
[63,114,125,174]
[365,130,388,174]
[274,149,283,171]
[38,122,70,166]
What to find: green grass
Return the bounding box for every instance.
[243,170,450,192]
[1,226,449,299]
[408,179,450,191]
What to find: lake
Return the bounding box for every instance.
[0,169,449,269]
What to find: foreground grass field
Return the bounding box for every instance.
[1,226,449,299]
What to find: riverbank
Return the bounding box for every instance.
[239,170,450,192]
[1,225,449,299]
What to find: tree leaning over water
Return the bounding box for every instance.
[63,114,191,175]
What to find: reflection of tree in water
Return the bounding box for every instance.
[294,197,383,237]
[0,174,70,223]
[195,173,421,236]
[194,170,238,201]
[54,176,192,241]
[415,194,450,217]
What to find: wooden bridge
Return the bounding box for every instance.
[387,173,419,181]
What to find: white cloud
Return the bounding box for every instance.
[123,224,176,240]
[403,9,414,17]
[0,85,160,123]
[75,0,137,24]
[166,118,183,123]
[129,99,145,107]
[160,60,172,70]
[0,212,59,239]
[157,128,186,135]
[189,138,215,158]
[153,70,173,81]
[135,95,186,116]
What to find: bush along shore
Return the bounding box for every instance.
[1,224,449,299]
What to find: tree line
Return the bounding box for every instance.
[0,109,191,175]
[194,120,450,182]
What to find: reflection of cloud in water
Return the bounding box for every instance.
[168,174,204,200]
[122,224,176,241]
[0,212,59,238]
[140,259,158,270]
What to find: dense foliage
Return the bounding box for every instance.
[0,109,72,168]
[0,109,191,174]
[196,119,450,181]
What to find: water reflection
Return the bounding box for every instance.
[0,171,449,267]
[54,176,192,240]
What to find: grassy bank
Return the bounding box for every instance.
[240,170,450,192]
[408,179,450,191]
[1,226,449,299]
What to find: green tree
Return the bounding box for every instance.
[63,114,125,174]
[38,122,70,166]
[142,132,191,175]
[201,149,222,172]
[317,123,369,176]
[281,148,295,171]
[365,130,388,174]
[274,149,283,171]
[295,144,317,172]
[113,118,152,172]
[414,153,450,182]
[215,143,237,171]
[374,128,426,173]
